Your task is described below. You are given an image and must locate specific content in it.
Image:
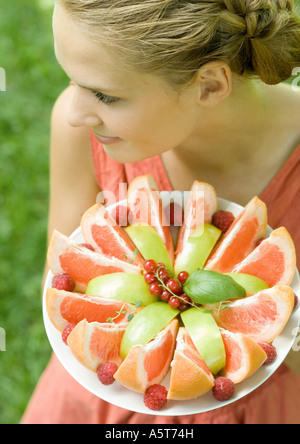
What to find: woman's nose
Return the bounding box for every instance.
[67,85,103,128]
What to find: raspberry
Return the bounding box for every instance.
[258,342,277,365]
[144,384,168,411]
[97,362,118,386]
[114,205,130,227]
[62,323,76,345]
[212,210,235,233]
[165,202,184,226]
[212,377,235,402]
[52,273,75,292]
[294,293,299,310]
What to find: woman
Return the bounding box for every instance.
[22,0,300,424]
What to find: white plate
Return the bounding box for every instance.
[43,196,300,416]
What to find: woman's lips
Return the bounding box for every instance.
[93,132,123,145]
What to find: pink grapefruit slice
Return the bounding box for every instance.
[114,319,178,393]
[167,328,215,400]
[220,329,267,383]
[212,285,294,343]
[47,230,142,292]
[232,227,296,287]
[205,196,267,273]
[67,319,127,372]
[175,181,218,256]
[127,175,174,264]
[81,203,144,267]
[46,288,137,332]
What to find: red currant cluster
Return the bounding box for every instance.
[144,259,192,311]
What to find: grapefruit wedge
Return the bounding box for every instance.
[176,181,218,257]
[220,329,267,384]
[67,319,127,372]
[127,175,174,264]
[81,203,144,267]
[167,328,215,401]
[114,320,178,393]
[205,196,267,273]
[212,285,294,343]
[232,227,296,287]
[46,288,137,332]
[47,230,142,292]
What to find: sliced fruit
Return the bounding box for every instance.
[46,288,137,332]
[167,328,215,400]
[125,223,174,272]
[181,308,226,374]
[114,320,178,393]
[205,197,267,273]
[232,227,296,287]
[67,319,127,372]
[220,329,267,383]
[81,203,144,266]
[86,272,158,306]
[47,230,142,292]
[225,273,269,295]
[212,285,294,343]
[175,223,222,276]
[127,175,174,264]
[176,181,218,257]
[120,302,180,360]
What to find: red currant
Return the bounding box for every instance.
[144,260,157,274]
[178,271,189,284]
[144,273,157,284]
[160,290,172,302]
[149,283,162,296]
[179,293,191,304]
[166,278,182,295]
[169,297,181,309]
[158,268,169,283]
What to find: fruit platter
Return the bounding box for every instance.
[43,175,300,415]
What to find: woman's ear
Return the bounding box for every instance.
[195,62,232,108]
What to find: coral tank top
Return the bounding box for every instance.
[21,136,300,424]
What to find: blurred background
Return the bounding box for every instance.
[0,0,68,424]
[0,0,300,424]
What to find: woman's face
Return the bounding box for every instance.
[53,4,200,163]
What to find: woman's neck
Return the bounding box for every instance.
[162,79,299,204]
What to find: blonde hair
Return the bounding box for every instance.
[57,0,300,85]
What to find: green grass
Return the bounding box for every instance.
[0,0,68,424]
[1,0,300,425]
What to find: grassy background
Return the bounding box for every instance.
[0,0,68,424]
[1,0,300,425]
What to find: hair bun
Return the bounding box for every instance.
[222,0,279,38]
[220,0,300,84]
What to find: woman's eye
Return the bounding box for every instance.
[92,90,119,105]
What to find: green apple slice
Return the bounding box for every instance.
[125,223,174,272]
[120,302,179,360]
[175,223,222,276]
[86,273,158,306]
[181,307,226,375]
[225,273,269,294]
